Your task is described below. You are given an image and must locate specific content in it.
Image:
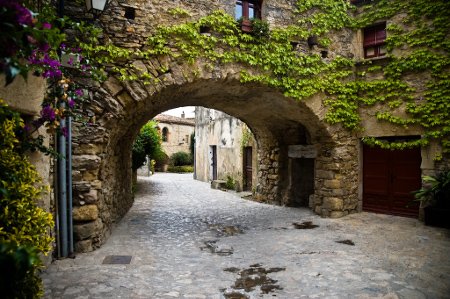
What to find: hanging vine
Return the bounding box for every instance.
[79,0,449,156]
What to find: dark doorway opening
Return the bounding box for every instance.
[243,146,253,191]
[289,158,315,207]
[209,145,217,181]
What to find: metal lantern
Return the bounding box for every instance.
[85,0,109,16]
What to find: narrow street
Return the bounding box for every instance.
[42,173,450,299]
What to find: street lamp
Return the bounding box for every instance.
[85,0,110,17]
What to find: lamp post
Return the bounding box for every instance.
[85,0,110,18]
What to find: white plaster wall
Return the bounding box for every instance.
[195,107,254,191]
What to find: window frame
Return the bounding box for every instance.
[363,23,387,59]
[235,0,262,32]
[162,127,169,142]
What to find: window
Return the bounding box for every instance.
[235,0,262,20]
[124,7,135,20]
[162,127,169,142]
[363,23,386,59]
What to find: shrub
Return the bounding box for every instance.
[225,175,236,190]
[0,101,54,298]
[167,165,194,173]
[0,242,43,299]
[170,151,192,166]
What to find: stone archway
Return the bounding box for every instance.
[71,59,359,252]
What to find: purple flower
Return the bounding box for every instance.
[68,98,75,109]
[60,43,67,50]
[16,5,33,26]
[41,105,56,121]
[75,89,84,97]
[42,22,52,29]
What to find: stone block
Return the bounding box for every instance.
[103,76,123,96]
[82,170,98,181]
[74,219,102,241]
[73,205,98,221]
[268,174,278,180]
[75,239,93,253]
[91,180,102,189]
[324,179,341,189]
[0,73,46,116]
[116,91,135,108]
[72,155,101,171]
[322,197,344,211]
[211,180,226,189]
[330,211,346,218]
[316,170,334,179]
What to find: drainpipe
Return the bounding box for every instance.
[67,116,73,255]
[58,102,68,258]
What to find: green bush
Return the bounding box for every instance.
[225,175,236,190]
[170,151,193,166]
[167,165,194,173]
[0,242,43,299]
[0,101,54,298]
[132,121,163,170]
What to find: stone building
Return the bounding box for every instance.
[195,107,257,192]
[154,113,195,158]
[58,0,449,252]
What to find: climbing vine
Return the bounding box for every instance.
[81,0,449,156]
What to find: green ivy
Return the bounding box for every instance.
[82,0,449,155]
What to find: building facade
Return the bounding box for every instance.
[195,107,257,192]
[154,113,195,158]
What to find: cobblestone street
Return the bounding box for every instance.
[42,173,450,299]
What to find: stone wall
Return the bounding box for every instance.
[64,0,446,252]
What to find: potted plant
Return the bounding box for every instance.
[414,170,450,228]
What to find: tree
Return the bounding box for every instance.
[132,121,164,170]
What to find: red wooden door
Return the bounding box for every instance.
[363,145,421,217]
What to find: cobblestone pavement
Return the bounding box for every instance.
[42,173,450,299]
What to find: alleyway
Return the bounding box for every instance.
[42,173,450,299]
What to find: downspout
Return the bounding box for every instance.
[67,116,73,255]
[58,103,68,257]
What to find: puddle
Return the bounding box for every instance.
[293,221,319,229]
[223,292,249,299]
[200,240,234,256]
[336,239,355,246]
[223,264,285,296]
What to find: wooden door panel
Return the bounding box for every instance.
[363,144,421,218]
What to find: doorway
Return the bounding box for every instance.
[363,144,421,217]
[289,158,315,207]
[209,145,217,181]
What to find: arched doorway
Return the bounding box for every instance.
[71,60,359,252]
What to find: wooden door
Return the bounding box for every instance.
[243,147,252,191]
[363,145,421,217]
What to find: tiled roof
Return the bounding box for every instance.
[154,114,195,126]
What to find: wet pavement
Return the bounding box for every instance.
[42,173,450,299]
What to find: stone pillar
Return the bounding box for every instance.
[312,139,359,218]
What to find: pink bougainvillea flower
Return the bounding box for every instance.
[42,22,52,29]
